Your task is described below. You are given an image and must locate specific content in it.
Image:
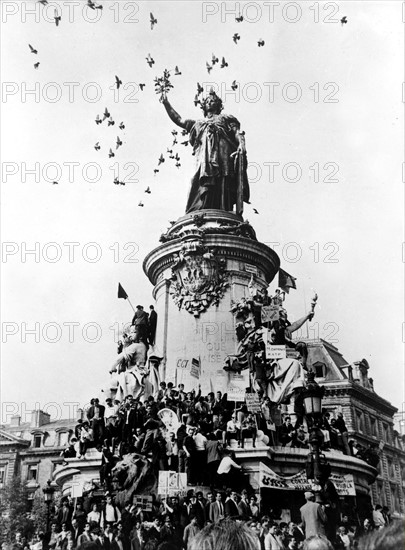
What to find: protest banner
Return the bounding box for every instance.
[259,464,356,496]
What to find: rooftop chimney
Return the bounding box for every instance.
[30,410,51,428]
[10,415,21,427]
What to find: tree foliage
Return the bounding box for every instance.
[0,476,39,543]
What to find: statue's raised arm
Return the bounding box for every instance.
[162,96,188,130]
[160,90,250,215]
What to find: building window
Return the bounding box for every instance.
[58,432,69,447]
[33,435,42,448]
[313,362,326,378]
[370,417,377,437]
[27,464,38,481]
[0,466,6,488]
[356,410,364,433]
[382,423,391,444]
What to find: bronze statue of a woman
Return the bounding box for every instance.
[161,90,250,216]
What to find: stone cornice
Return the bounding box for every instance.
[144,233,280,286]
[323,381,397,417]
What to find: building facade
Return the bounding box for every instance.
[305,338,405,518]
[0,410,76,505]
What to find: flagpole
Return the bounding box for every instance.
[126,296,137,315]
[303,284,309,339]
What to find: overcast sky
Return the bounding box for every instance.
[1,0,403,424]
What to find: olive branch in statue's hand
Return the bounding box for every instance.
[154,69,173,102]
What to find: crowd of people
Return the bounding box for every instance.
[9,302,390,550]
[8,496,400,550]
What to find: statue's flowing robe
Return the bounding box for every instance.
[267,358,305,404]
[184,114,249,213]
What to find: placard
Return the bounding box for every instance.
[190,358,201,379]
[244,263,258,275]
[261,305,280,323]
[245,393,262,413]
[227,370,249,401]
[158,471,187,497]
[132,495,153,511]
[266,344,287,360]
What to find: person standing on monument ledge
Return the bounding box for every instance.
[161,89,250,214]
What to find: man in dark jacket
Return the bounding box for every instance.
[148,305,158,345]
[87,398,105,449]
[224,491,240,519]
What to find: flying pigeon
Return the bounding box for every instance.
[37,0,48,5]
[257,39,265,47]
[138,201,144,207]
[116,136,122,149]
[236,14,243,22]
[172,138,178,146]
[114,178,120,185]
[211,53,219,65]
[139,83,146,91]
[167,148,173,154]
[253,208,259,214]
[194,94,201,107]
[145,187,151,194]
[175,162,181,168]
[206,62,213,74]
[115,75,122,89]
[150,12,157,29]
[181,129,188,136]
[94,142,101,151]
[146,54,155,67]
[158,154,165,165]
[102,108,110,120]
[29,44,38,54]
[233,33,240,44]
[181,140,189,146]
[34,62,40,69]
[95,114,102,125]
[52,181,58,184]
[171,130,178,136]
[220,57,228,68]
[153,169,159,175]
[340,16,347,25]
[231,80,238,91]
[108,117,115,126]
[119,122,125,130]
[109,148,115,158]
[174,66,182,76]
[196,82,204,95]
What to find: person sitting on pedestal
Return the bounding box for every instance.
[241,412,257,448]
[225,413,241,447]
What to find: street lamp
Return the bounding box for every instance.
[303,371,325,494]
[43,479,56,532]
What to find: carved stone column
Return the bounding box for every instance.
[143,210,280,392]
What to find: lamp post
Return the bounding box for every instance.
[43,479,56,533]
[302,371,325,495]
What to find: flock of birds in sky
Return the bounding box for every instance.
[28,1,348,211]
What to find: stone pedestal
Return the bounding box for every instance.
[143,210,280,393]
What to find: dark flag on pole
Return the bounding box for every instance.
[118,283,128,300]
[278,268,297,294]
